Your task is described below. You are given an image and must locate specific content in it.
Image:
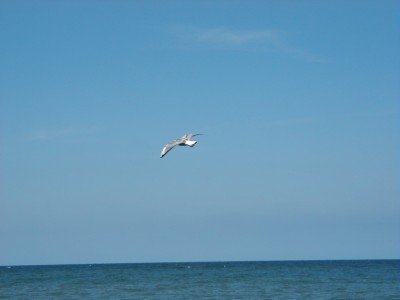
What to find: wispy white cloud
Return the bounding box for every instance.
[27,126,97,141]
[173,27,325,62]
[272,116,317,126]
[195,28,279,45]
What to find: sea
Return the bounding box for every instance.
[1,260,399,299]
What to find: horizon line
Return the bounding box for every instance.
[3,258,399,268]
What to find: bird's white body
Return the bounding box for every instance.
[160,133,201,158]
[184,140,197,147]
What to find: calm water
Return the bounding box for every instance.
[1,260,399,299]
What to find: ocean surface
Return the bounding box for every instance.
[1,260,399,299]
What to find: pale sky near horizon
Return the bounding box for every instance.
[1,1,399,265]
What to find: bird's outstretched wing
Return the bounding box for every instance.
[160,140,180,158]
[185,133,203,140]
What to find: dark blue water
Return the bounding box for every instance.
[1,260,399,299]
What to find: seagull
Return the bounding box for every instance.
[160,133,203,158]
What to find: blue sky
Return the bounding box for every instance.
[1,1,399,265]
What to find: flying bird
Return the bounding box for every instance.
[160,133,203,158]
